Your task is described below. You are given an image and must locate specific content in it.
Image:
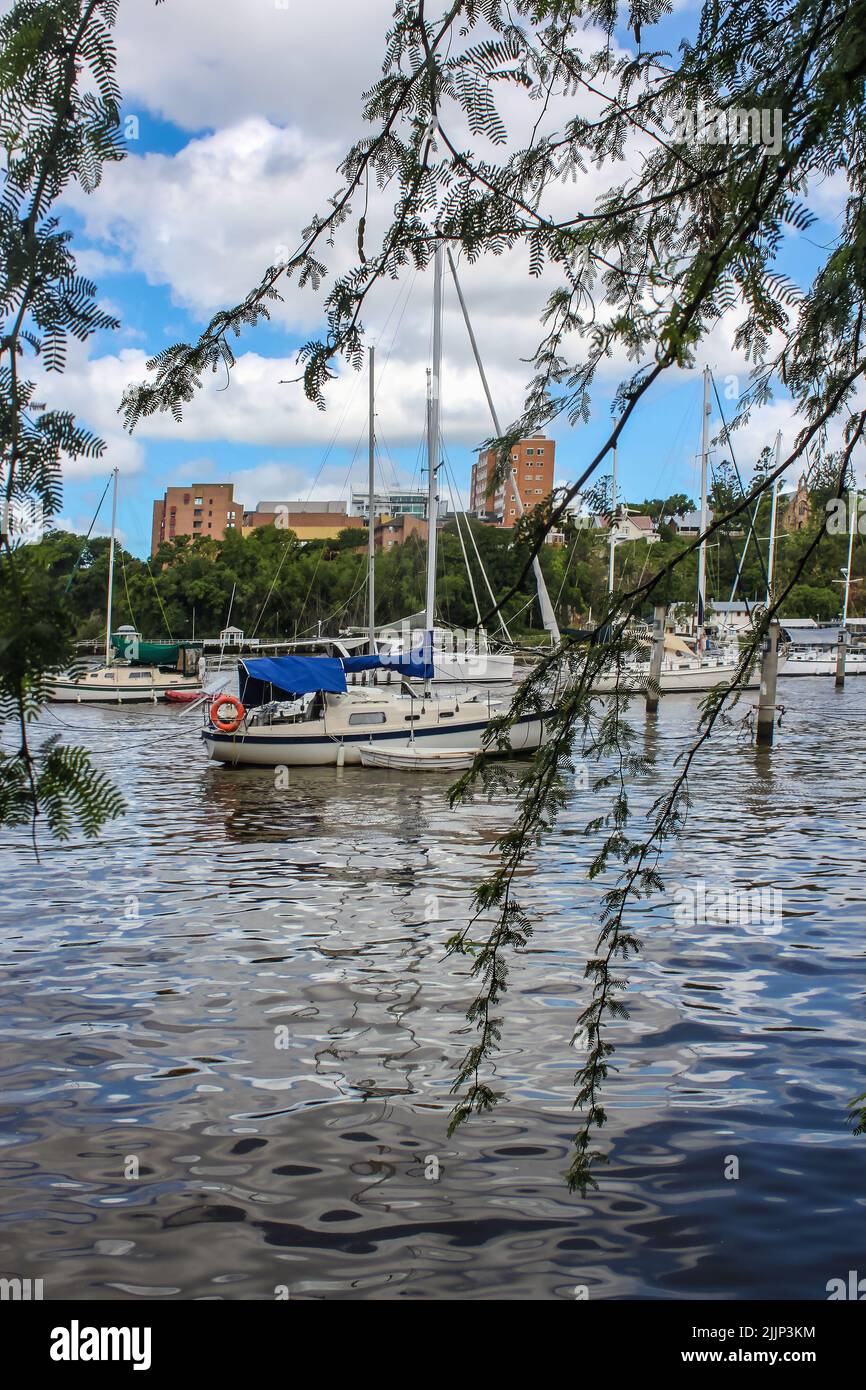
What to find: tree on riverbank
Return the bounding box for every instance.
[33,490,861,643]
[0,0,126,846]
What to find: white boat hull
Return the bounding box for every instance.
[204,708,545,767]
[49,668,201,704]
[358,745,478,771]
[779,654,866,677]
[593,659,760,694]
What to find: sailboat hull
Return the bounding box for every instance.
[593,658,760,694]
[49,668,201,704]
[203,709,546,767]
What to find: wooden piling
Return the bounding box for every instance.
[756,619,781,746]
[645,604,667,715]
[836,629,847,689]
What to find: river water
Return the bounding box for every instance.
[0,679,864,1301]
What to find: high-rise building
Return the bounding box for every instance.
[469,433,555,526]
[151,483,239,554]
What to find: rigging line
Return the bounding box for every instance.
[145,558,174,639]
[293,554,369,639]
[63,470,114,592]
[250,534,295,639]
[118,546,138,631]
[440,437,513,641]
[443,459,482,625]
[554,531,581,608]
[709,369,771,602]
[298,437,371,638]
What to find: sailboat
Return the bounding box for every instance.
[355,254,521,686]
[49,469,203,704]
[594,368,759,695]
[201,248,550,768]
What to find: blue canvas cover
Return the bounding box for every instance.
[342,650,434,680]
[239,654,347,706]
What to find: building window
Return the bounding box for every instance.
[183,494,190,505]
[526,448,534,455]
[194,497,202,505]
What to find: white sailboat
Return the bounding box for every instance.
[356,251,518,686]
[780,485,865,676]
[49,468,202,704]
[595,368,759,695]
[202,247,550,769]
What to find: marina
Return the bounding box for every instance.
[1,0,864,1337]
[1,679,864,1300]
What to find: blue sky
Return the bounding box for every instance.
[41,1,847,556]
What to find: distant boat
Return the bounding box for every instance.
[591,631,760,693]
[357,744,478,772]
[49,471,201,706]
[779,625,866,676]
[50,664,202,704]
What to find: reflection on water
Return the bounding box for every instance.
[0,682,864,1300]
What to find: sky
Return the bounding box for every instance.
[25,0,854,555]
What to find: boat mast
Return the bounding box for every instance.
[445,248,560,644]
[104,466,119,664]
[843,485,857,626]
[367,345,376,653]
[697,366,711,646]
[765,431,783,607]
[424,244,443,637]
[607,444,618,594]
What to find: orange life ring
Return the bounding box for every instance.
[210,693,245,733]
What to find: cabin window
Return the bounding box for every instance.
[348,710,387,725]
[404,714,420,722]
[439,711,454,718]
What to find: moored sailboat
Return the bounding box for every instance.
[49,470,202,704]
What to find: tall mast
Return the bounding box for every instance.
[445,248,560,644]
[765,431,782,607]
[697,365,711,645]
[607,444,618,594]
[843,485,857,626]
[424,244,443,634]
[104,466,119,664]
[367,345,376,652]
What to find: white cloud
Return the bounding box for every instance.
[114,0,396,137]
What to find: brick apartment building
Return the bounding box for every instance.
[243,503,365,542]
[469,433,555,526]
[151,483,239,555]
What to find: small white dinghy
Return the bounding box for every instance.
[357,745,479,772]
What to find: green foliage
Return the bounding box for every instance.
[0,1,129,848]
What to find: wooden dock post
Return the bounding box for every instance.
[645,604,667,715]
[836,629,847,689]
[756,619,781,745]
